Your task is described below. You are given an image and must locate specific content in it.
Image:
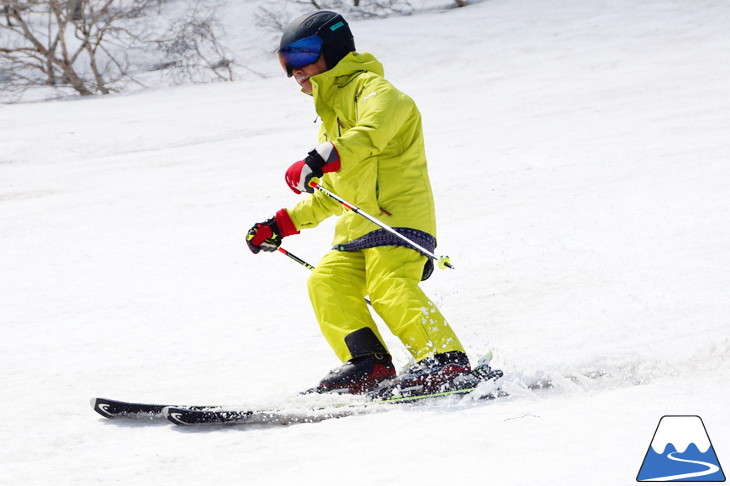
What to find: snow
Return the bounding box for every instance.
[1,0,729,484]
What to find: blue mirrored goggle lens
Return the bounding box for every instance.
[278,35,323,73]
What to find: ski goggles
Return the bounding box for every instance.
[278,35,323,77]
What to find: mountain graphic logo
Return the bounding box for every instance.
[637,415,725,482]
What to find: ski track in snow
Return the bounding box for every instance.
[1,0,729,484]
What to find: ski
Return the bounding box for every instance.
[164,383,505,426]
[164,364,505,426]
[91,397,218,420]
[93,354,504,425]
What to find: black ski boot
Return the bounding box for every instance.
[305,353,396,395]
[371,351,477,399]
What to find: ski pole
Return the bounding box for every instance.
[277,247,373,307]
[277,247,315,270]
[308,179,454,270]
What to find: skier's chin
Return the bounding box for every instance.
[298,78,313,95]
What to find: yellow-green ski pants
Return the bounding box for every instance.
[307,246,465,363]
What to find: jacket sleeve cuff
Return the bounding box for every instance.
[274,208,300,237]
[305,142,341,176]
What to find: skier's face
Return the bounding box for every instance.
[292,55,328,96]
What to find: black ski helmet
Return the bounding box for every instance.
[279,11,355,77]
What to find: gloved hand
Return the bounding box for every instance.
[246,209,299,254]
[285,142,341,194]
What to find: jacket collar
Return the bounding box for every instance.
[309,52,384,100]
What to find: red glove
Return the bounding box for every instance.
[246,209,299,254]
[285,142,341,194]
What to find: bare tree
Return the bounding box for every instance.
[152,5,234,84]
[68,0,82,20]
[254,4,291,33]
[253,1,400,30]
[1,0,154,96]
[0,0,234,98]
[259,0,414,24]
[323,0,414,17]
[3,4,13,26]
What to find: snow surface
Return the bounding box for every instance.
[1,0,729,484]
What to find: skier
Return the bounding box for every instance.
[247,11,473,396]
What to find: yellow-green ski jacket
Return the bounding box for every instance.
[287,52,437,247]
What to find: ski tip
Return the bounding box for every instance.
[91,397,114,418]
[476,351,494,368]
